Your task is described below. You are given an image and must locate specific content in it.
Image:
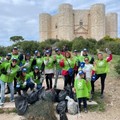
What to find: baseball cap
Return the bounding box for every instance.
[13,47,18,50]
[55,48,60,52]
[22,68,27,72]
[7,53,12,56]
[79,70,84,75]
[34,50,39,54]
[34,66,39,70]
[12,58,17,61]
[45,50,50,54]
[83,48,88,52]
[74,50,78,52]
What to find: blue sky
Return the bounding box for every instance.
[0,0,120,46]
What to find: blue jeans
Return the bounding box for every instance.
[0,80,14,103]
[54,69,61,87]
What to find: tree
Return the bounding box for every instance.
[10,36,24,43]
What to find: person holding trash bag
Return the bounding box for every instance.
[91,48,112,98]
[16,68,35,95]
[0,58,19,106]
[60,52,75,88]
[74,70,88,113]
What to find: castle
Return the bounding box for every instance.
[39,3,118,41]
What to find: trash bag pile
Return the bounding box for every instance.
[15,85,78,120]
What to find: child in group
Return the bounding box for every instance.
[74,70,88,113]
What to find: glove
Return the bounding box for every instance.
[24,62,29,67]
[23,82,27,86]
[91,74,97,81]
[16,84,20,88]
[105,48,111,55]
[7,69,11,75]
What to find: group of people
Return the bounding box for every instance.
[0,46,112,113]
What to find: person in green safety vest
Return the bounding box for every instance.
[0,58,19,106]
[16,67,35,95]
[60,52,75,88]
[91,48,112,99]
[32,50,44,72]
[44,50,54,90]
[53,48,64,88]
[1,53,12,94]
[74,70,88,113]
[28,66,43,90]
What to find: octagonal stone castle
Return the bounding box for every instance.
[39,3,118,41]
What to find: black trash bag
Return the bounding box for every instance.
[42,89,57,102]
[27,91,39,104]
[38,87,46,100]
[73,92,77,102]
[60,113,68,120]
[64,85,73,98]
[15,95,28,115]
[54,89,62,102]
[56,101,67,114]
[58,90,67,102]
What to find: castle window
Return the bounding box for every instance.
[80,20,83,26]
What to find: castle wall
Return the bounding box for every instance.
[73,10,90,38]
[39,3,118,41]
[106,13,118,38]
[39,13,51,41]
[51,14,59,39]
[58,4,74,40]
[90,4,105,41]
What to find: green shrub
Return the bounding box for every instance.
[115,59,120,74]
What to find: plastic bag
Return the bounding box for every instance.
[27,91,39,104]
[66,96,78,115]
[58,90,67,102]
[56,101,67,114]
[60,113,68,120]
[15,96,28,115]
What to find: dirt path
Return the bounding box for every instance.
[0,74,120,120]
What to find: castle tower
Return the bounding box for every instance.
[106,13,118,38]
[39,13,51,41]
[90,4,105,41]
[58,4,74,40]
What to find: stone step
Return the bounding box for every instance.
[0,102,15,111]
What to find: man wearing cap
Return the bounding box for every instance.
[53,48,64,88]
[0,58,19,106]
[44,50,54,90]
[16,67,35,95]
[80,48,94,64]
